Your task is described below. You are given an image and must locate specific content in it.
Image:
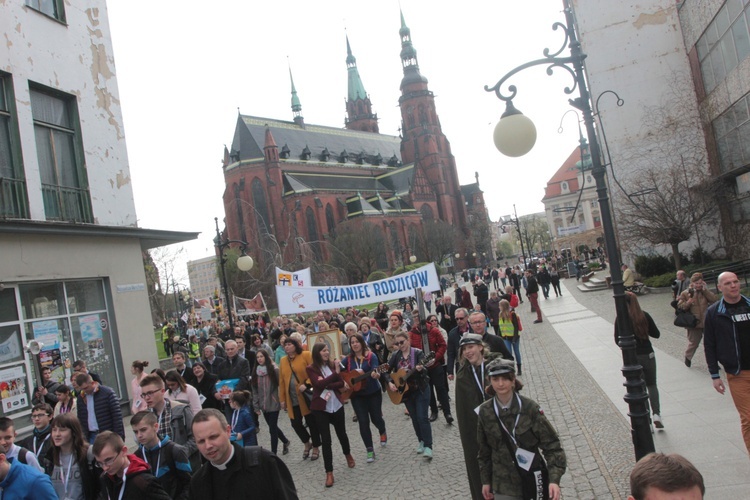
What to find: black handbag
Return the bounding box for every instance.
[674,310,698,328]
[288,358,314,407]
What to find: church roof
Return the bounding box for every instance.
[231,115,402,166]
[542,146,582,200]
[460,183,482,207]
[282,163,415,197]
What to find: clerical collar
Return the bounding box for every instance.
[211,445,236,470]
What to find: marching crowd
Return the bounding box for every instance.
[0,263,719,499]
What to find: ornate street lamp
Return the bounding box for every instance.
[214,217,254,330]
[484,0,654,459]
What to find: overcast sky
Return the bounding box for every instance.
[107,0,581,279]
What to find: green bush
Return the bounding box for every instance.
[690,247,712,265]
[635,254,673,277]
[588,262,601,271]
[642,272,676,288]
[367,270,389,282]
[668,252,690,268]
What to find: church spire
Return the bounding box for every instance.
[289,64,304,127]
[346,35,367,101]
[344,34,378,133]
[399,9,427,89]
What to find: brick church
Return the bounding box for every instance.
[221,12,490,274]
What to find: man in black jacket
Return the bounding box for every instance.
[189,409,298,499]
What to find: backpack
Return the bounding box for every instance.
[513,312,523,332]
[509,294,519,309]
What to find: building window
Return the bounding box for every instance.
[1,279,121,432]
[325,203,336,237]
[250,178,270,234]
[696,0,750,94]
[713,92,750,173]
[0,74,29,219]
[30,86,92,222]
[25,0,66,22]
[305,207,322,259]
[561,182,568,192]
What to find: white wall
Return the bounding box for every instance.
[1,1,137,226]
[573,0,718,258]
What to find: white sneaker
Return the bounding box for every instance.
[653,414,664,429]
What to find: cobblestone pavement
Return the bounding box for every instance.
[259,283,635,499]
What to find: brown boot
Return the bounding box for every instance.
[345,454,356,468]
[325,472,334,487]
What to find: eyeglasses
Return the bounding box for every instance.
[141,389,162,399]
[96,450,122,469]
[429,319,438,323]
[455,316,467,321]
[31,413,49,419]
[470,320,486,325]
[394,340,406,346]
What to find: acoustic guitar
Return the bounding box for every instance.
[339,363,390,402]
[387,351,436,405]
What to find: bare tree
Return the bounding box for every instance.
[327,219,386,283]
[613,71,719,269]
[413,220,462,269]
[149,245,188,321]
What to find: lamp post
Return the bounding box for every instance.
[485,0,654,459]
[509,204,528,270]
[214,217,254,331]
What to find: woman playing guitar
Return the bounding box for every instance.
[341,333,388,463]
[385,331,434,460]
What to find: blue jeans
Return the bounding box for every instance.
[503,338,522,366]
[404,384,432,448]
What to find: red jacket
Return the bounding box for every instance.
[461,290,474,309]
[306,363,345,411]
[409,324,447,365]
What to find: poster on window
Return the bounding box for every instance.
[39,349,62,371]
[0,365,29,414]
[0,327,23,365]
[32,320,61,351]
[79,314,105,358]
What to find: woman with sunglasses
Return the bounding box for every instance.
[164,370,202,415]
[385,331,434,460]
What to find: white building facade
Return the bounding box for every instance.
[187,256,221,304]
[0,1,195,431]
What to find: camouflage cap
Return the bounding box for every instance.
[487,357,516,377]
[459,333,484,348]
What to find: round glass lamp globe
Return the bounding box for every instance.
[493,114,537,157]
[409,255,417,263]
[455,253,461,259]
[237,255,254,271]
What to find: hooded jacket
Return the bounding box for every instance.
[0,459,57,500]
[99,454,171,500]
[135,436,191,500]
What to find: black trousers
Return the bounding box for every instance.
[312,407,351,473]
[290,404,321,447]
[428,365,451,416]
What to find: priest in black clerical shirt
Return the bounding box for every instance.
[188,409,298,500]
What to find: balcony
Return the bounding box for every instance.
[0,177,30,219]
[42,183,93,223]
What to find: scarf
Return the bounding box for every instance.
[256,366,268,377]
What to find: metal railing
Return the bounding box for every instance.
[690,259,750,289]
[0,177,30,219]
[41,183,93,223]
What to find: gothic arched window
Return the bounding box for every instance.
[306,206,322,259]
[325,204,336,237]
[251,178,270,234]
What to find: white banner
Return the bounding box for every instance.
[275,263,440,314]
[234,293,267,315]
[557,224,586,236]
[276,267,311,287]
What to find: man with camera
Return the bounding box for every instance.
[676,272,717,367]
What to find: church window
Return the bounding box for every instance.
[251,178,270,234]
[306,206,322,259]
[325,203,336,237]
